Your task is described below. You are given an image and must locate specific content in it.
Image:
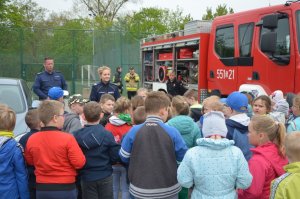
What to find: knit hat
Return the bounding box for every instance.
[68,94,89,106]
[225,91,248,113]
[270,90,284,103]
[48,87,64,100]
[202,111,228,138]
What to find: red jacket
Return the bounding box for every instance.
[105,116,132,143]
[24,127,86,184]
[238,142,288,199]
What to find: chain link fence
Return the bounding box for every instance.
[0,27,143,99]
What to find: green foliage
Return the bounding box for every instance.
[122,7,193,37]
[202,4,234,20]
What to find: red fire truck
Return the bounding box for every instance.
[141,1,300,101]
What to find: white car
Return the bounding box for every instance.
[0,78,33,137]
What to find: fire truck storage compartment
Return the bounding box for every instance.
[158,52,173,60]
[178,48,194,59]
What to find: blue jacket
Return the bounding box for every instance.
[177,138,252,199]
[32,71,67,100]
[89,81,120,102]
[73,124,120,182]
[167,115,201,148]
[0,137,29,199]
[119,116,187,199]
[287,116,300,133]
[226,119,252,161]
[19,129,39,193]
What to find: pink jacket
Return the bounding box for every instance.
[238,142,288,199]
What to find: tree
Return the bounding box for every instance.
[76,0,137,22]
[202,4,234,20]
[122,7,193,37]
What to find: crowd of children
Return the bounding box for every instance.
[0,85,300,199]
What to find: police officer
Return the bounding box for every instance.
[89,66,121,102]
[32,57,68,100]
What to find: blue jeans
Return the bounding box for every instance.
[112,165,129,199]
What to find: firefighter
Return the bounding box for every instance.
[166,71,187,96]
[124,67,140,99]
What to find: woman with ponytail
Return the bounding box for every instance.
[238,115,288,199]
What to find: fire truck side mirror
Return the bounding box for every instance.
[260,32,277,54]
[262,14,278,29]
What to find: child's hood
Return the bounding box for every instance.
[109,115,127,126]
[251,142,288,176]
[196,138,235,150]
[167,115,197,135]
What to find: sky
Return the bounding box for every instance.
[34,0,285,19]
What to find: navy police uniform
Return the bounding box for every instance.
[32,71,68,100]
[89,81,121,102]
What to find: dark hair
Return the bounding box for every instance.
[145,91,170,114]
[285,92,296,108]
[133,106,146,125]
[44,57,53,62]
[25,109,40,129]
[253,95,272,113]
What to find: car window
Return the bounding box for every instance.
[0,85,26,113]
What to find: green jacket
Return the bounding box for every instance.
[270,162,300,199]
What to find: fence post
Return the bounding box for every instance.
[19,28,25,80]
[72,30,77,94]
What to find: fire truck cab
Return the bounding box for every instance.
[141,2,300,101]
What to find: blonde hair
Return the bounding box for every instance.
[145,91,170,114]
[293,95,300,109]
[114,97,131,114]
[137,88,148,96]
[171,95,189,115]
[98,66,111,76]
[251,115,286,156]
[0,103,16,131]
[38,100,64,126]
[210,101,224,111]
[183,89,198,100]
[285,132,300,162]
[131,95,145,111]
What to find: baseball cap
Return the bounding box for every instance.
[48,87,64,100]
[129,66,134,70]
[225,91,248,113]
[68,94,89,106]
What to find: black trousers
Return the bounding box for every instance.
[81,175,113,199]
[127,91,137,99]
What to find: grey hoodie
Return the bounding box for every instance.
[63,112,83,134]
